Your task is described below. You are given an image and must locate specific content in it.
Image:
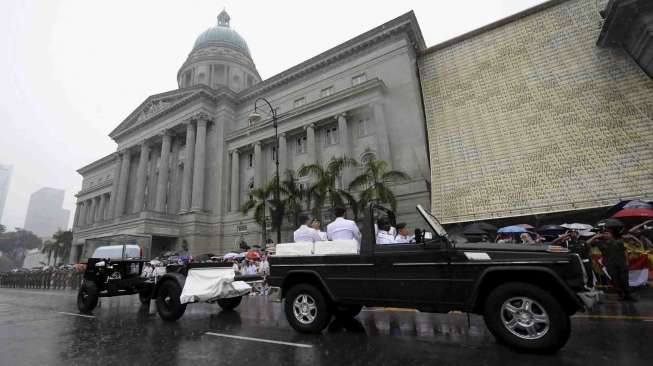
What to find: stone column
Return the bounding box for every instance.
[306,124,316,163]
[254,141,263,188]
[107,154,122,218]
[372,102,392,168]
[77,202,86,227]
[69,244,80,264]
[114,150,131,217]
[73,202,81,227]
[155,131,172,212]
[133,141,151,213]
[180,121,196,212]
[230,150,240,211]
[336,113,352,183]
[191,117,208,211]
[86,198,96,225]
[278,133,287,176]
[96,194,106,222]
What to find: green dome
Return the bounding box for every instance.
[192,10,251,57]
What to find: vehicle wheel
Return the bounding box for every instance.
[217,296,243,311]
[155,280,187,322]
[483,282,571,353]
[77,281,99,314]
[334,304,363,319]
[139,290,151,305]
[284,284,332,333]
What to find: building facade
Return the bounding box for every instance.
[419,0,653,224]
[71,10,431,261]
[0,164,11,224]
[24,187,70,238]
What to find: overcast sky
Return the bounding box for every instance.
[0,0,545,231]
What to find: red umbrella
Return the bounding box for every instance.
[245,250,261,260]
[612,208,653,219]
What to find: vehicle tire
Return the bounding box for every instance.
[334,304,363,319]
[139,290,151,305]
[77,281,99,314]
[483,282,571,353]
[284,284,332,333]
[155,280,187,322]
[217,296,243,311]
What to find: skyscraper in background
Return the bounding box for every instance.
[0,164,12,225]
[23,187,70,238]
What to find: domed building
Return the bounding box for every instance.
[178,10,261,91]
[70,9,430,260]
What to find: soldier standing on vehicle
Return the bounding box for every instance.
[394,223,414,243]
[376,218,395,244]
[294,215,321,243]
[588,222,634,301]
[311,219,328,241]
[327,207,361,243]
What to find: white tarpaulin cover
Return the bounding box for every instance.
[180,268,251,304]
[275,242,314,256]
[313,240,359,255]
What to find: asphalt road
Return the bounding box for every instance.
[0,288,652,366]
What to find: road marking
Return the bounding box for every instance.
[57,311,95,319]
[362,308,417,312]
[204,332,313,348]
[572,314,653,321]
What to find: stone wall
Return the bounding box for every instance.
[418,0,653,223]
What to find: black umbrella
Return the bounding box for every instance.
[462,222,497,236]
[596,218,624,234]
[536,224,566,235]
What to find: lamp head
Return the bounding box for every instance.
[248,111,262,124]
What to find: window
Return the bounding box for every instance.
[352,73,367,86]
[296,136,307,154]
[324,126,338,145]
[320,86,334,97]
[272,146,277,161]
[248,153,253,168]
[357,118,373,137]
[294,97,306,108]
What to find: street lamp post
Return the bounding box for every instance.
[249,98,281,244]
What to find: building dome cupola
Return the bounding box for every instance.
[178,8,261,92]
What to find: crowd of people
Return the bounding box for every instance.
[0,266,84,290]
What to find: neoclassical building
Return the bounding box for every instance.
[71,10,430,260]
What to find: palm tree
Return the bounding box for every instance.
[240,179,277,241]
[298,156,359,220]
[279,170,306,228]
[41,240,56,266]
[348,149,410,212]
[51,230,72,265]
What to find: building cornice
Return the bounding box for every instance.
[226,78,386,142]
[77,152,117,175]
[237,11,424,101]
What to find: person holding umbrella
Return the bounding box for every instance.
[587,219,635,301]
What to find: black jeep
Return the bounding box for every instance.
[268,204,599,353]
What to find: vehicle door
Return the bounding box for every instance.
[372,206,452,307]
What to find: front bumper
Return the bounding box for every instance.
[577,288,602,309]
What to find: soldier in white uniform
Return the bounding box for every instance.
[394,223,414,243]
[327,207,361,243]
[311,219,328,241]
[376,217,395,244]
[294,215,322,243]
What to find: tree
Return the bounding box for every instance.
[41,240,56,266]
[0,224,5,235]
[52,230,73,265]
[0,228,42,265]
[279,170,306,228]
[240,179,277,241]
[348,149,410,212]
[298,156,359,220]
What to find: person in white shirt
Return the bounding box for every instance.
[242,260,257,275]
[327,207,361,243]
[311,219,328,241]
[376,217,395,244]
[231,260,240,274]
[394,223,414,243]
[294,215,322,243]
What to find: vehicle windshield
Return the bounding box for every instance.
[416,204,448,238]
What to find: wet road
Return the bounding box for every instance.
[1,288,652,366]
